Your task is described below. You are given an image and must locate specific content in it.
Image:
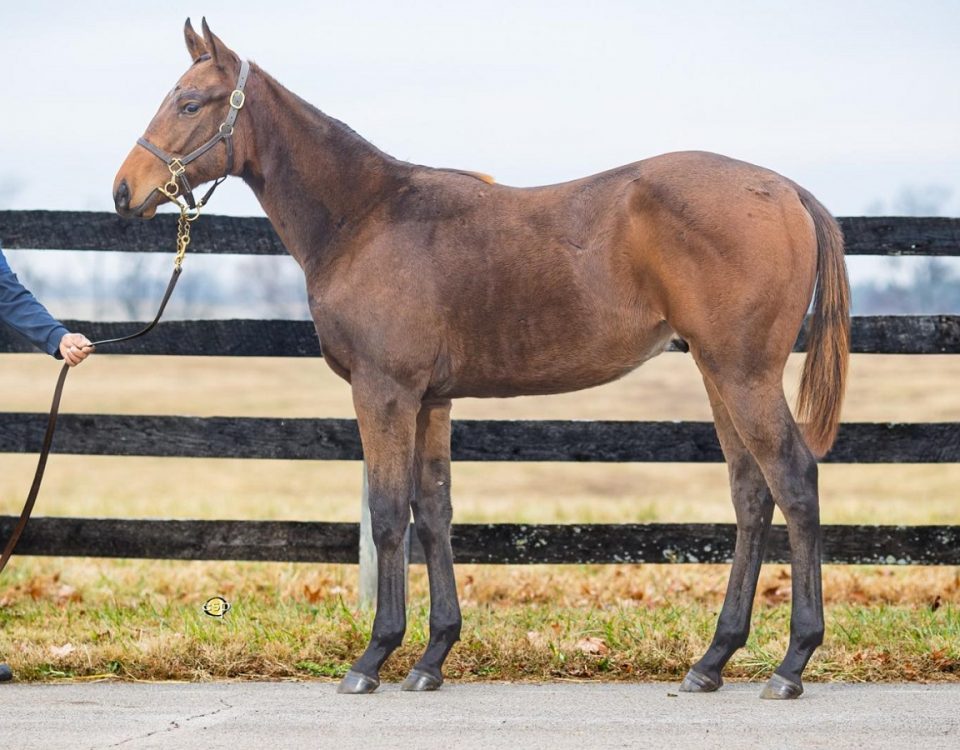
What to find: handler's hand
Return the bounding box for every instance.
[59,333,94,367]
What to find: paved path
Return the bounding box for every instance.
[0,681,957,749]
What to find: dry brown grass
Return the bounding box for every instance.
[0,560,957,683]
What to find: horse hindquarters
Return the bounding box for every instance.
[664,181,848,698]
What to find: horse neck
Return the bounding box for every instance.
[240,65,407,269]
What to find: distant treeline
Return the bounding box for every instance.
[851,258,960,315]
[11,249,960,320]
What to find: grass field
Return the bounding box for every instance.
[0,352,958,682]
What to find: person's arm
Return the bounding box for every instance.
[0,250,93,364]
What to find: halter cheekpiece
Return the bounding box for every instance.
[137,59,251,210]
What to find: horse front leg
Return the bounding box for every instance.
[401,399,461,691]
[338,376,421,694]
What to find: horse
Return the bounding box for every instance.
[113,19,850,699]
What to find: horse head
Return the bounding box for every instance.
[113,19,248,218]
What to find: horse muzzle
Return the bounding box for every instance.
[113,178,160,219]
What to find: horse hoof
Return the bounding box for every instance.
[0,663,12,682]
[759,673,803,700]
[337,670,379,694]
[401,669,443,692]
[679,669,722,693]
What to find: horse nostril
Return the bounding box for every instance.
[114,180,131,211]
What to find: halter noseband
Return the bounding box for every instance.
[137,59,251,211]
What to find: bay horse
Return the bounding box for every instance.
[113,19,850,699]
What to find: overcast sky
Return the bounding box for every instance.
[1,1,958,284]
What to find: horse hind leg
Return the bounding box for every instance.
[680,374,775,693]
[695,361,823,700]
[401,399,462,691]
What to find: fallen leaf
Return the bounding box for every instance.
[575,636,609,655]
[761,585,790,604]
[56,584,82,604]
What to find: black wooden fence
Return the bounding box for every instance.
[1,210,959,566]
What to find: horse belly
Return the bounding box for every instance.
[438,315,674,399]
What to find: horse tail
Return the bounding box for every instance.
[795,188,850,458]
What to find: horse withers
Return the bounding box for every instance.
[113,19,850,699]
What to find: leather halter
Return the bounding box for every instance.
[137,59,250,210]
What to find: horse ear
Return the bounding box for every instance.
[200,17,239,70]
[183,18,207,62]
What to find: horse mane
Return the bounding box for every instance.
[437,168,496,184]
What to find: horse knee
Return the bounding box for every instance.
[411,484,453,551]
[413,519,450,551]
[370,506,410,550]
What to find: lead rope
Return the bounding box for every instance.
[0,201,196,577]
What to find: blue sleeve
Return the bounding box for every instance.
[0,248,69,357]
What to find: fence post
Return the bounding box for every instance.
[358,460,410,608]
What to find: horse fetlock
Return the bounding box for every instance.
[435,615,462,635]
[712,625,749,653]
[370,623,407,654]
[791,626,825,652]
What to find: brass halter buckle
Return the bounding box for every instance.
[161,158,187,199]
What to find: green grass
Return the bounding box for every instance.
[1,560,957,683]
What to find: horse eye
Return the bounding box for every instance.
[182,101,201,115]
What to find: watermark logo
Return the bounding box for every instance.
[203,596,231,618]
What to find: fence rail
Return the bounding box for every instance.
[0,315,958,356]
[0,414,959,463]
[3,210,960,256]
[2,517,958,566]
[1,210,959,568]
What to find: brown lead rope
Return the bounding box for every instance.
[0,266,183,577]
